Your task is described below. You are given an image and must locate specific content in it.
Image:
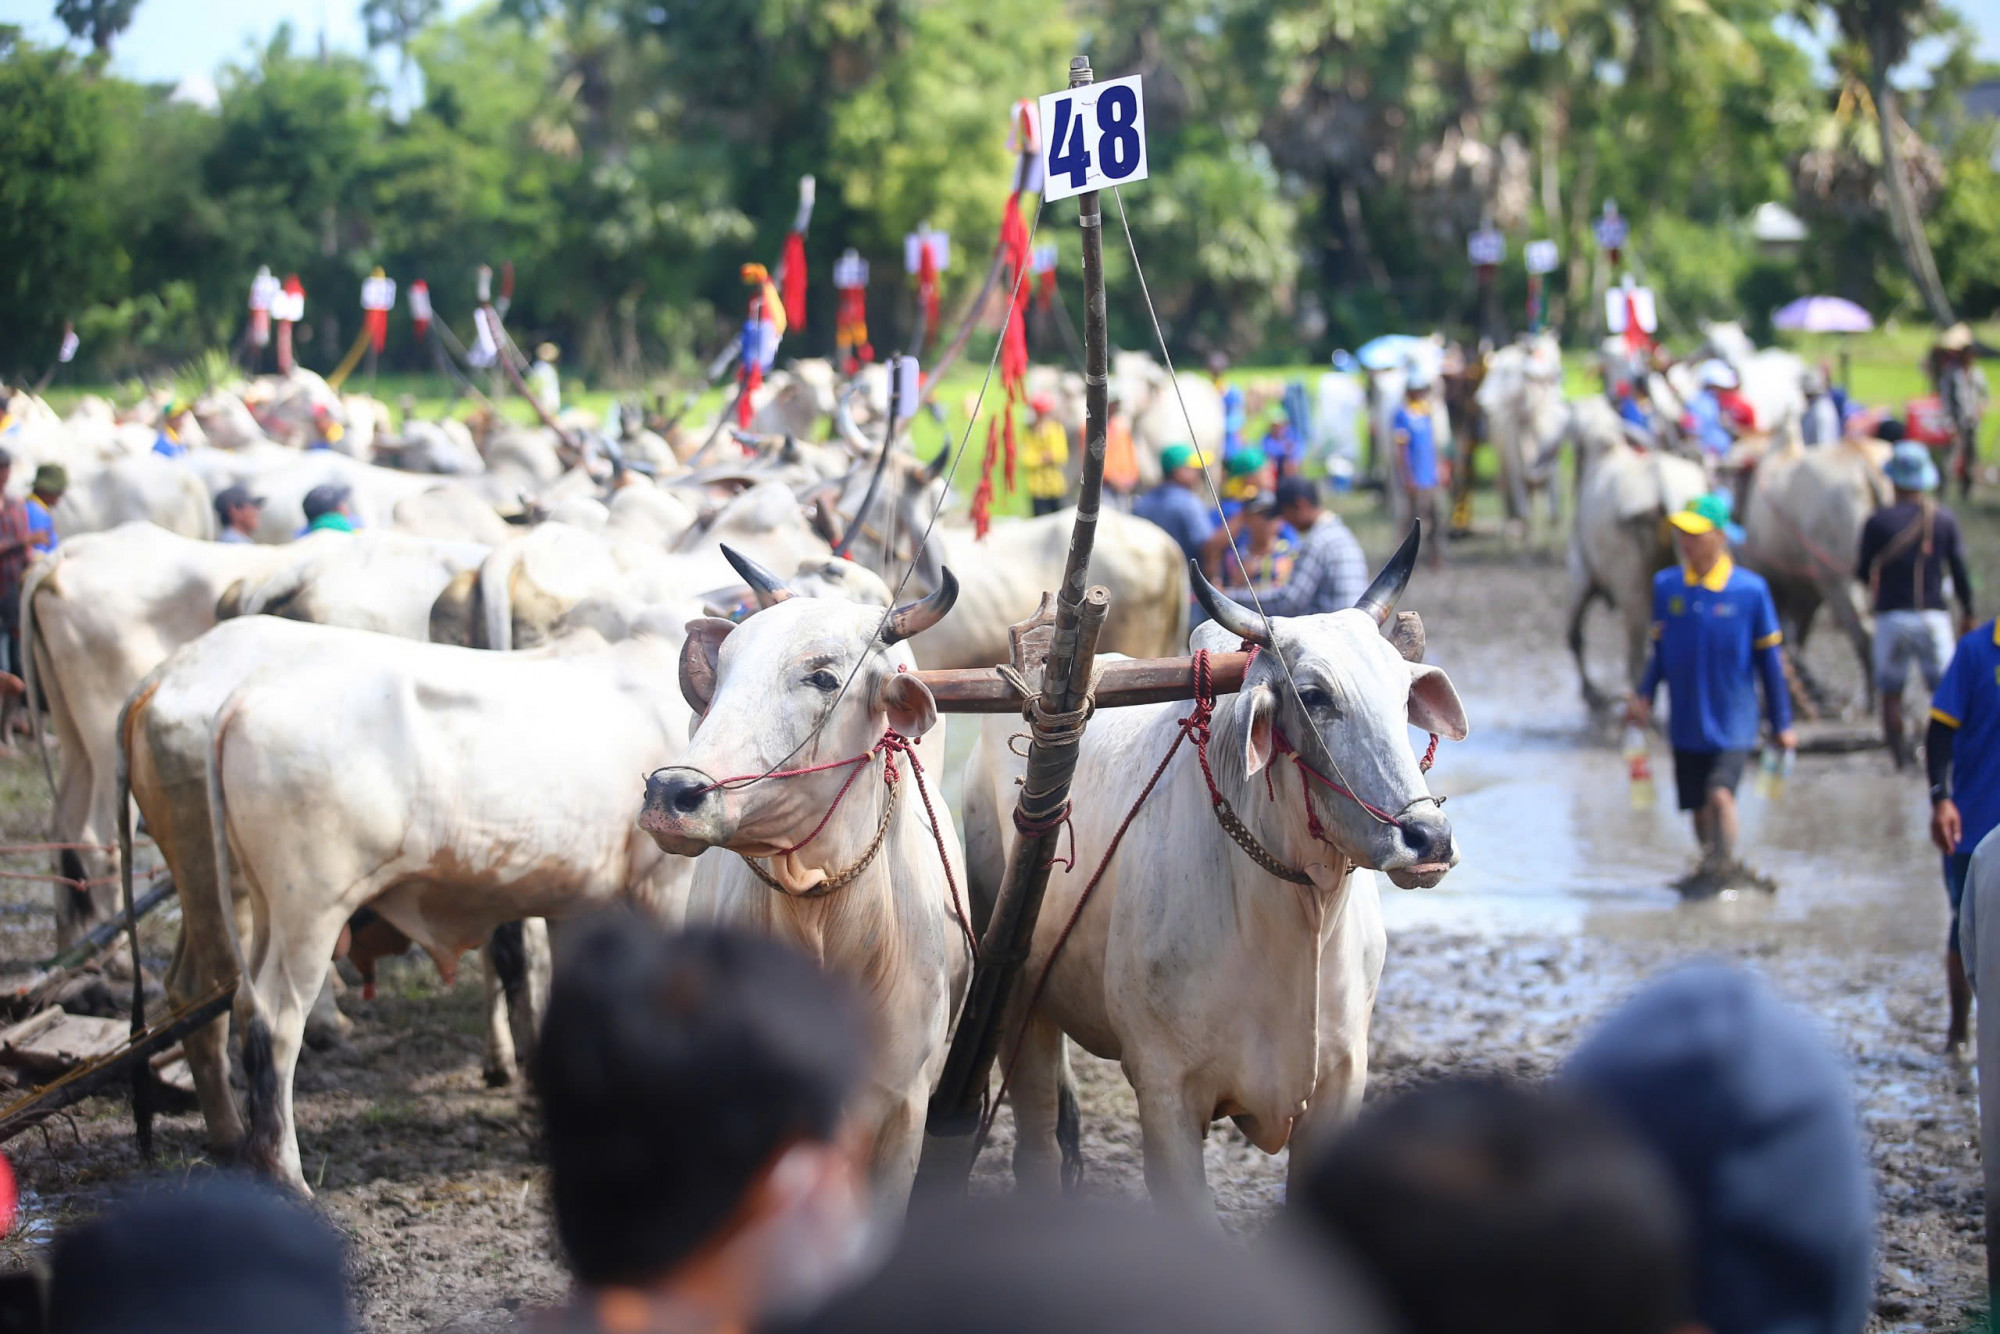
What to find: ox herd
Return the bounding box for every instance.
[0,357,1464,1223]
[1460,322,1893,709]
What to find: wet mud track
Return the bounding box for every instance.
[0,553,1984,1332]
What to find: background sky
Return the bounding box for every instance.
[4,0,2000,86]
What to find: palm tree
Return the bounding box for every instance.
[1826,0,1955,324]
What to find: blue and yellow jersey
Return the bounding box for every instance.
[1639,556,1791,752]
[24,496,57,555]
[1931,620,2000,853]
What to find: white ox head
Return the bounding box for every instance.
[1190,526,1467,888]
[639,547,955,876]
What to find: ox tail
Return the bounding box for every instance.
[205,696,279,1175]
[476,538,525,652]
[21,551,61,808]
[1056,1044,1084,1190]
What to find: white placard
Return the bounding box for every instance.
[834,249,870,289]
[894,354,920,421]
[361,275,397,310]
[1595,207,1628,251]
[1467,227,1504,267]
[904,229,950,275]
[272,290,305,322]
[407,281,431,321]
[249,270,280,312]
[57,329,77,363]
[1031,243,1059,274]
[1524,239,1560,274]
[1037,73,1149,204]
[1605,286,1657,334]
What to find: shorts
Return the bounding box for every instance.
[1946,852,1973,955]
[1872,609,1955,694]
[1673,748,1748,811]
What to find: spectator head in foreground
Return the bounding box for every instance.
[48,1173,351,1334]
[1293,1074,1693,1334]
[779,1194,1389,1334]
[213,484,264,538]
[1565,963,1874,1334]
[535,913,874,1330]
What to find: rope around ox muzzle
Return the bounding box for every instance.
[657,731,979,962]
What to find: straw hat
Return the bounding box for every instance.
[536,343,560,362]
[1938,323,1974,351]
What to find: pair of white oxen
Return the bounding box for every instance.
[49,512,1461,1221]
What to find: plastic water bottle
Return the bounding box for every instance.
[1757,745,1795,801]
[1623,725,1655,810]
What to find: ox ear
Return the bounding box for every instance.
[1408,663,1468,742]
[877,669,938,738]
[1242,683,1278,778]
[1386,611,1426,662]
[679,617,735,716]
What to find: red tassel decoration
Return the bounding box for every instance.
[739,362,760,428]
[781,231,808,330]
[969,191,1033,538]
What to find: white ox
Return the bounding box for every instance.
[960,532,1465,1213]
[53,454,216,541]
[1696,322,1808,443]
[639,554,969,1207]
[1561,397,1709,704]
[1476,333,1568,543]
[1737,438,1890,697]
[129,617,697,1190]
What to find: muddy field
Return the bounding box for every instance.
[0,539,1986,1333]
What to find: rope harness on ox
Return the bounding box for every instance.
[0,841,166,897]
[974,647,1442,1151]
[688,729,979,965]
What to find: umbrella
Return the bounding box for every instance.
[1772,296,1874,334]
[1355,334,1430,370]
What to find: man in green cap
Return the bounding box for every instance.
[1133,442,1217,565]
[25,463,64,557]
[1627,493,1795,892]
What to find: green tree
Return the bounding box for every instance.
[52,0,138,56]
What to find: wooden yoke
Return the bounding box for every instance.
[915,651,1252,714]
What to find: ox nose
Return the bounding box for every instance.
[647,772,714,815]
[1399,810,1454,865]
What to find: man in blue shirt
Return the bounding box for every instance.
[24,465,63,556]
[1926,618,2000,1056]
[1628,494,1795,893]
[1392,372,1444,569]
[1132,443,1217,567]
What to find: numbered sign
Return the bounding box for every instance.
[1037,74,1149,204]
[1467,227,1504,268]
[834,249,870,290]
[905,228,950,275]
[1031,243,1060,275]
[361,274,397,311]
[1524,239,1560,275]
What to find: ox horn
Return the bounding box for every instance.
[880,568,959,644]
[925,444,950,481]
[1189,560,1270,646]
[720,544,795,609]
[1354,522,1422,626]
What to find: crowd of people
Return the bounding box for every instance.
[1,910,1875,1334]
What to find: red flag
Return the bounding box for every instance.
[364,307,389,355]
[409,280,431,339]
[1623,292,1651,355]
[970,188,1033,538]
[917,241,940,346]
[781,230,808,330]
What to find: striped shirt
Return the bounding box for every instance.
[1225,512,1370,619]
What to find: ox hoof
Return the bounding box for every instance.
[303,1012,353,1053]
[482,1064,516,1090]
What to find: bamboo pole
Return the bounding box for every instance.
[919,55,1112,1186]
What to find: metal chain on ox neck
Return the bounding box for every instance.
[736,775,901,900]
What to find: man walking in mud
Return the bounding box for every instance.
[1858,441,1974,768]
[1627,495,1795,894]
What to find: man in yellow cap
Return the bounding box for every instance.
[1626,494,1796,892]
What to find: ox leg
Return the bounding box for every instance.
[871,1089,928,1215]
[1005,1012,1068,1194]
[481,931,520,1088]
[244,915,348,1192]
[1127,1064,1215,1216]
[167,926,245,1155]
[1564,577,1607,709]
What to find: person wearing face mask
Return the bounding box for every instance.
[532,912,877,1334]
